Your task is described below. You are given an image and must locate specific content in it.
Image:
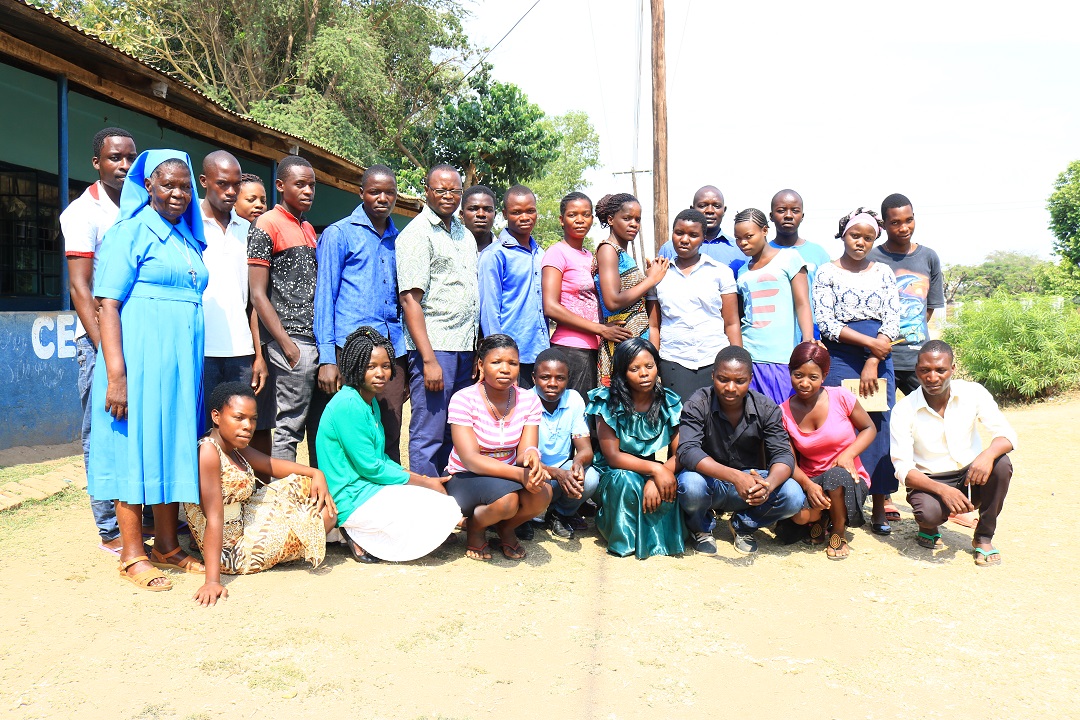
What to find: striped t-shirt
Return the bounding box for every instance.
[445,383,543,475]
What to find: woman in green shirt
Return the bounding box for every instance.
[316,327,462,563]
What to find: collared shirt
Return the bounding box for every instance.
[247,205,318,338]
[890,379,1018,483]
[659,232,746,276]
[478,229,549,363]
[201,203,254,357]
[315,205,402,363]
[533,387,590,466]
[676,387,795,474]
[61,181,120,267]
[655,254,737,369]
[396,204,479,352]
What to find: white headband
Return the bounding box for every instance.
[842,212,881,239]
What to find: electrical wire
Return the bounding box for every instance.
[461,0,544,84]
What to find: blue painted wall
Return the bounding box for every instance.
[0,311,80,450]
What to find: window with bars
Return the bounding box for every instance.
[0,162,87,310]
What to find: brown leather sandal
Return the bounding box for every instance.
[825,533,850,560]
[118,555,172,591]
[150,546,205,574]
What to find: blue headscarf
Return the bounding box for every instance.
[119,149,206,249]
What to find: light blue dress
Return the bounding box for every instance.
[88,151,208,505]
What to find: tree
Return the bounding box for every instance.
[1035,260,1080,302]
[1048,159,1080,266]
[528,111,601,247]
[41,0,472,166]
[944,251,1049,301]
[431,69,559,194]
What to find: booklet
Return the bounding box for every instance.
[841,378,889,412]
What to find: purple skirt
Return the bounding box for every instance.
[749,362,793,405]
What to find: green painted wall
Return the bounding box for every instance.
[0,62,375,228]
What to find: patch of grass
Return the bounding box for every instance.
[130,703,170,719]
[183,714,211,720]
[247,660,305,691]
[0,486,84,542]
[0,455,81,484]
[198,658,239,675]
[394,620,464,652]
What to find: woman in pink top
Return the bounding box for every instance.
[446,334,552,561]
[541,192,632,399]
[780,342,876,559]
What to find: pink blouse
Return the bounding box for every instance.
[781,385,870,487]
[446,383,543,475]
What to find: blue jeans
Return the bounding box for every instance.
[677,469,806,535]
[548,459,600,516]
[77,335,118,541]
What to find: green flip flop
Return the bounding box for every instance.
[973,547,1002,567]
[916,531,943,550]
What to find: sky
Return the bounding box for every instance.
[463,0,1080,266]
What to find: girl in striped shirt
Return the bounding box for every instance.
[446,334,552,561]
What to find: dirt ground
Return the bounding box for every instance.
[1,397,1078,720]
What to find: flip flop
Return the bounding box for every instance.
[949,511,978,529]
[465,542,491,561]
[497,540,527,560]
[916,531,943,549]
[973,547,1001,567]
[826,533,850,560]
[98,542,122,556]
[884,502,901,522]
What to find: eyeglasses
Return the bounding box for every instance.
[429,188,463,197]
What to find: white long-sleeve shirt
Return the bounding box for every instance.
[890,379,1018,483]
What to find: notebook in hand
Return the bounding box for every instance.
[841,378,889,412]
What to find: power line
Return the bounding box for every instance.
[585,0,613,168]
[461,0,544,84]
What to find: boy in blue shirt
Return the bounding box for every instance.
[531,348,599,538]
[769,188,832,341]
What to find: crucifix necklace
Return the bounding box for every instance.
[169,231,198,289]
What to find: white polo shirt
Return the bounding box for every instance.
[201,202,254,357]
[890,379,1018,482]
[60,181,120,268]
[655,254,738,369]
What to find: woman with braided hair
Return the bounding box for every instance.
[316,326,462,563]
[591,193,669,386]
[732,207,815,403]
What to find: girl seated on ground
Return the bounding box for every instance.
[780,343,876,559]
[446,334,552,561]
[188,382,337,607]
[732,208,815,404]
[315,327,462,565]
[586,337,685,559]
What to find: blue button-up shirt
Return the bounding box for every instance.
[658,231,746,276]
[478,229,550,363]
[314,205,402,363]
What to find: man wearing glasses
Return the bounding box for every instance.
[397,164,481,476]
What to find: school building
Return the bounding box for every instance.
[0,0,420,450]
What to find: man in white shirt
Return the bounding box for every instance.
[198,151,267,422]
[60,126,137,553]
[890,340,1016,566]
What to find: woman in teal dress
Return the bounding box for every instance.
[88,149,209,591]
[586,337,685,558]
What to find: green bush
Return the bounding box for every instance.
[943,295,1080,402]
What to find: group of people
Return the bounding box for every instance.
[63,126,1018,606]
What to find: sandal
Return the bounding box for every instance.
[118,555,172,592]
[825,533,850,560]
[805,518,829,545]
[973,546,1002,567]
[497,540,527,560]
[150,545,206,574]
[915,531,943,550]
[884,501,901,522]
[342,533,380,563]
[465,542,491,561]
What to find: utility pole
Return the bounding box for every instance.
[650,0,668,253]
[611,168,652,262]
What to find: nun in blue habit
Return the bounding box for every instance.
[88,149,209,589]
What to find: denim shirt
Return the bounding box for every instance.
[314,205,402,363]
[477,229,550,363]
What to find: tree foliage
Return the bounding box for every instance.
[431,69,559,195]
[41,0,471,166]
[943,251,1048,302]
[528,111,601,247]
[1048,159,1080,266]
